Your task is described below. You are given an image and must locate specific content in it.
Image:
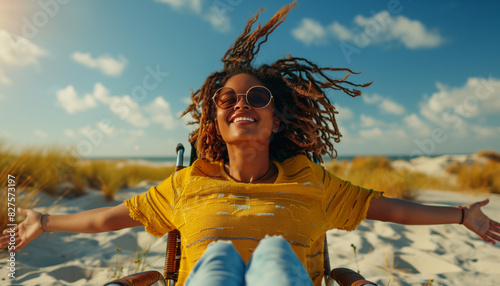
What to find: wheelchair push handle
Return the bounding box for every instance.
[175,144,185,171]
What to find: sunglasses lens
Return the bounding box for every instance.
[247,87,271,108]
[215,88,238,109]
[214,86,272,109]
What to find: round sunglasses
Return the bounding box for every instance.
[212,85,273,110]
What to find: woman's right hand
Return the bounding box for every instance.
[0,208,45,252]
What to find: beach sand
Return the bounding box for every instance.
[1,156,499,286]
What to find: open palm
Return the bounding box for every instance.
[0,208,44,252]
[463,199,500,244]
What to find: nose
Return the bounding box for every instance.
[233,94,250,110]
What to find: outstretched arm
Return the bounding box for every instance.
[367,196,500,244]
[0,203,142,252]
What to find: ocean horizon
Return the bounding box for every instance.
[84,152,475,164]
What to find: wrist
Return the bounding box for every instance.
[458,206,465,225]
[40,214,50,232]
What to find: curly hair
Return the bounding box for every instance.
[181,1,371,163]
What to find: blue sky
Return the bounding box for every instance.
[1,0,499,159]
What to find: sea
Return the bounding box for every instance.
[84,153,472,164]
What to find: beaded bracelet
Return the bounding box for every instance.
[40,214,49,232]
[458,206,465,225]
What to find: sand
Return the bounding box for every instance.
[1,156,499,286]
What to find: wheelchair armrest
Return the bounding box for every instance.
[104,270,166,286]
[328,268,378,286]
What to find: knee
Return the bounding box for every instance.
[253,235,292,255]
[203,240,244,265]
[207,240,238,253]
[258,235,289,248]
[186,240,245,286]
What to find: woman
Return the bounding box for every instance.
[2,2,499,286]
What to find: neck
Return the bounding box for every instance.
[225,143,274,183]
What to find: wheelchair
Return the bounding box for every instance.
[105,144,377,286]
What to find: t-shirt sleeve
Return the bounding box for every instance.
[125,175,179,237]
[321,168,382,231]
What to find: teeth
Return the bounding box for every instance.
[233,117,255,123]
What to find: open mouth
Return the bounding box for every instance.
[232,117,256,123]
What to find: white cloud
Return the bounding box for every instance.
[156,0,184,9]
[0,29,47,66]
[0,29,48,84]
[35,129,48,138]
[129,129,145,137]
[71,52,127,77]
[144,97,177,130]
[1,130,12,139]
[359,127,407,142]
[56,82,149,128]
[380,98,405,115]
[291,18,328,46]
[88,82,149,128]
[293,11,444,49]
[359,127,383,139]
[328,22,354,41]
[64,129,77,138]
[0,70,11,85]
[404,113,427,130]
[404,113,430,136]
[386,14,444,49]
[420,77,500,125]
[360,114,383,127]
[156,0,232,33]
[335,105,354,120]
[156,0,202,13]
[56,85,98,114]
[362,93,383,104]
[204,6,231,33]
[116,96,150,127]
[92,82,112,104]
[363,93,406,115]
[182,97,193,105]
[178,110,198,132]
[471,125,500,137]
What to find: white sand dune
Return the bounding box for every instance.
[328,189,500,285]
[1,157,499,286]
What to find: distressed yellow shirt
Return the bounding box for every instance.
[125,155,382,285]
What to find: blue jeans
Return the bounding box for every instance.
[185,236,313,286]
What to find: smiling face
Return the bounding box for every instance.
[215,73,280,147]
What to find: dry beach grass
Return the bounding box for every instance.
[1,143,499,285]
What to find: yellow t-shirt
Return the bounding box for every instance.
[125,155,382,285]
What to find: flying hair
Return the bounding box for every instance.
[181,1,371,163]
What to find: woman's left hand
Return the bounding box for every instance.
[462,199,500,244]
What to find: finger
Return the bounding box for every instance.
[485,231,500,242]
[13,240,27,252]
[491,224,500,235]
[490,219,500,229]
[478,199,489,207]
[483,235,497,245]
[480,232,495,244]
[2,228,13,235]
[0,237,10,247]
[0,234,16,248]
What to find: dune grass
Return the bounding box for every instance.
[0,156,40,232]
[326,156,452,200]
[0,142,175,232]
[2,139,498,232]
[75,160,175,200]
[446,150,500,194]
[326,151,500,199]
